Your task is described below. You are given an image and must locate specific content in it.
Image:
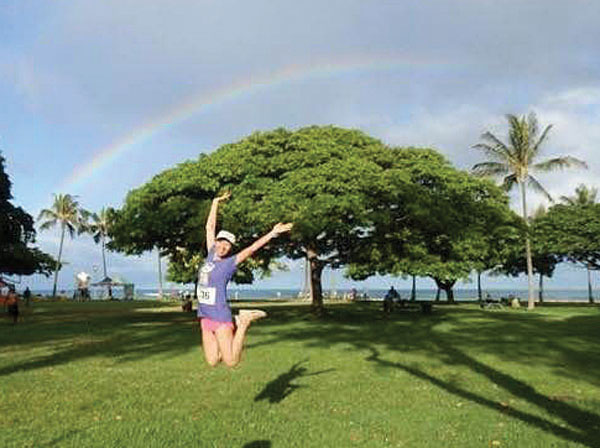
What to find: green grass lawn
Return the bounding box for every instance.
[1,300,599,447]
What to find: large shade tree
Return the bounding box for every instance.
[0,154,56,278]
[347,152,520,302]
[560,185,598,302]
[38,194,87,296]
[472,112,587,309]
[110,126,415,312]
[536,187,600,303]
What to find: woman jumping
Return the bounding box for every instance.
[197,192,293,367]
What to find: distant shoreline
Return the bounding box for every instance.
[24,287,597,302]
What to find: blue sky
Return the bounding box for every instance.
[2,1,600,293]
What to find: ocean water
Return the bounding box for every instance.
[26,287,595,302]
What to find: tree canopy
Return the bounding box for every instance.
[347,150,520,301]
[110,126,398,309]
[0,154,56,278]
[535,203,600,270]
[110,125,520,308]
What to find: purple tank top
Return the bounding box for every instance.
[197,247,237,322]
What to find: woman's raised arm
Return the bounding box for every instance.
[205,192,230,250]
[235,223,293,265]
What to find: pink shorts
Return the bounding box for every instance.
[200,317,234,333]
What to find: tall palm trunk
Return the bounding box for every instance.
[520,181,536,310]
[101,235,107,278]
[587,265,594,304]
[52,224,66,297]
[102,235,112,298]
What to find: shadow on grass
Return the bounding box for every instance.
[242,441,271,448]
[365,345,600,447]
[250,303,600,447]
[254,359,335,404]
[46,429,81,446]
[2,301,600,447]
[0,302,201,376]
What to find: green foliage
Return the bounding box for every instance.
[0,154,56,277]
[110,126,399,299]
[560,184,598,206]
[496,211,560,279]
[348,149,519,299]
[38,193,86,238]
[535,203,600,270]
[38,193,88,295]
[111,126,520,304]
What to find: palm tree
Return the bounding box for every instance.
[560,184,598,303]
[85,208,112,279]
[560,184,598,206]
[472,112,587,310]
[38,194,85,297]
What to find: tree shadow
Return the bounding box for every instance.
[0,304,201,377]
[364,345,600,448]
[254,359,335,404]
[247,303,600,447]
[242,441,271,448]
[3,300,600,447]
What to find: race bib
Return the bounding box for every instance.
[196,287,217,305]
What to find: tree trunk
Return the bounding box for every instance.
[477,271,482,301]
[435,278,456,303]
[101,235,107,278]
[520,181,536,310]
[587,265,594,304]
[52,224,66,297]
[157,250,163,300]
[411,275,416,301]
[306,249,324,314]
[538,274,544,303]
[102,236,112,298]
[435,287,441,302]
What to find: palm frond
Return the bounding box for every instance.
[501,174,518,192]
[559,195,575,206]
[66,222,77,239]
[472,161,510,177]
[561,184,598,206]
[506,114,527,160]
[532,156,588,172]
[527,112,539,141]
[530,123,553,157]
[527,175,553,202]
[37,208,58,222]
[38,219,57,231]
[473,131,512,159]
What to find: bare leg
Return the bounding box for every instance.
[201,328,221,366]
[215,320,250,367]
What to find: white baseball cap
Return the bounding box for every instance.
[216,230,236,245]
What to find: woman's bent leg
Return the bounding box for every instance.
[201,328,221,366]
[215,321,251,367]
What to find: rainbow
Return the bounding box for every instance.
[61,54,454,192]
